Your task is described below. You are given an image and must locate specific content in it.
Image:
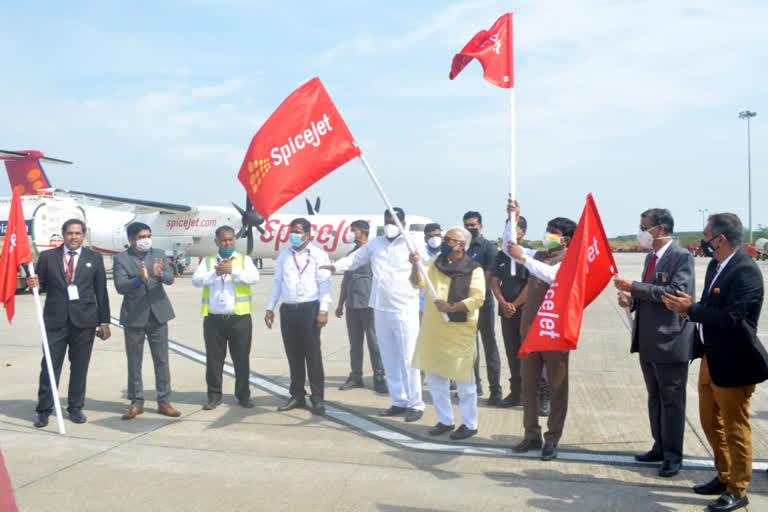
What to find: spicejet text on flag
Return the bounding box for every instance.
[0,190,32,323]
[449,12,514,88]
[518,194,616,357]
[237,77,361,219]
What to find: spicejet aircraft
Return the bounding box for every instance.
[0,149,434,260]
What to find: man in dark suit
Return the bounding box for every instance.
[614,208,695,477]
[27,219,111,427]
[664,213,768,512]
[113,222,181,420]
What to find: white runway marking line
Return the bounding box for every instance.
[110,318,768,471]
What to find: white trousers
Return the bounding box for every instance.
[374,309,423,410]
[427,373,478,430]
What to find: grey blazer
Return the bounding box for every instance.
[113,247,176,328]
[630,242,696,363]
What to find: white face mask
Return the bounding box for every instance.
[636,230,653,248]
[427,235,441,249]
[384,224,400,239]
[136,238,153,252]
[343,231,357,244]
[541,232,562,249]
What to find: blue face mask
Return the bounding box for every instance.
[218,247,235,258]
[289,232,305,248]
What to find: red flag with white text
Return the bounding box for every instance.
[449,12,514,88]
[518,194,616,357]
[0,190,32,323]
[237,77,361,219]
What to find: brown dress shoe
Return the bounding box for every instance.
[157,404,181,417]
[121,406,144,420]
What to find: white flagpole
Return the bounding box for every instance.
[27,261,66,435]
[358,154,449,322]
[508,86,518,276]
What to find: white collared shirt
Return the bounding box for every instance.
[518,247,558,284]
[333,234,428,313]
[192,252,260,314]
[653,239,673,262]
[267,243,332,311]
[61,245,82,278]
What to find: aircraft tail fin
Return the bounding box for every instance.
[1,150,71,195]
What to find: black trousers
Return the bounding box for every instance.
[473,297,502,395]
[500,310,523,396]
[203,313,252,403]
[36,321,95,414]
[345,307,385,381]
[640,359,689,464]
[279,301,324,401]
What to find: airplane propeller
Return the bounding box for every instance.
[231,196,265,255]
[305,196,321,215]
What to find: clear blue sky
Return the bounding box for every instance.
[1,1,766,238]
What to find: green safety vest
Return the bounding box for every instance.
[201,253,253,316]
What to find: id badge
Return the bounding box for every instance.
[67,284,79,301]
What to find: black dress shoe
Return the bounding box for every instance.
[33,412,50,428]
[373,380,388,394]
[449,424,478,440]
[475,383,483,396]
[404,408,423,422]
[512,438,542,453]
[277,397,306,411]
[497,392,521,408]
[659,460,681,477]
[486,392,502,406]
[541,442,558,461]
[69,409,87,424]
[310,401,325,416]
[380,405,407,417]
[238,398,255,408]
[202,399,222,410]
[707,493,748,512]
[428,422,455,436]
[339,378,364,390]
[694,476,728,495]
[635,449,664,462]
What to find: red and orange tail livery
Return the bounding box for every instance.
[0,149,71,195]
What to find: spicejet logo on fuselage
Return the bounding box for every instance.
[270,113,333,166]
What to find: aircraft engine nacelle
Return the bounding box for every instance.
[27,196,86,255]
[85,206,134,255]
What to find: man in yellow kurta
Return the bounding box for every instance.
[409,227,486,440]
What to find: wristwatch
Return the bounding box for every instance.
[519,256,527,264]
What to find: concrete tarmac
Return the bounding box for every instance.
[2,253,768,511]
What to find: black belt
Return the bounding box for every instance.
[280,300,319,311]
[207,313,246,320]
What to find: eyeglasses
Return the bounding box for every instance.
[638,224,658,232]
[443,236,463,245]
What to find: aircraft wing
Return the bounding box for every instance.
[50,188,197,214]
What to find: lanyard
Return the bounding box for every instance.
[292,250,311,276]
[63,250,77,283]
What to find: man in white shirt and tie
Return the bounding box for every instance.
[323,208,429,422]
[192,225,260,410]
[265,218,332,415]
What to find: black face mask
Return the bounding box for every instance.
[700,236,718,257]
[467,227,479,239]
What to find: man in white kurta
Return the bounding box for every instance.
[326,208,428,422]
[410,227,486,440]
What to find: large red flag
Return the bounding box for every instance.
[0,448,18,512]
[518,194,616,357]
[237,77,361,219]
[449,12,514,88]
[0,190,32,323]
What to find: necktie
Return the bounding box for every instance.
[66,251,76,283]
[643,254,658,283]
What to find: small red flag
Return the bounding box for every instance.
[449,12,514,88]
[237,77,361,219]
[0,448,18,512]
[518,194,616,357]
[0,190,32,323]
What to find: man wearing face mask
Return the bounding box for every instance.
[114,222,181,420]
[335,220,387,394]
[506,201,577,461]
[420,223,442,322]
[663,213,768,512]
[410,227,485,440]
[192,225,260,410]
[613,209,695,478]
[322,208,429,422]
[266,218,331,415]
[463,211,502,405]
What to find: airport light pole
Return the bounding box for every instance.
[739,110,757,243]
[697,208,709,232]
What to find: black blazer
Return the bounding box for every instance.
[688,249,768,387]
[37,245,111,329]
[630,243,696,363]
